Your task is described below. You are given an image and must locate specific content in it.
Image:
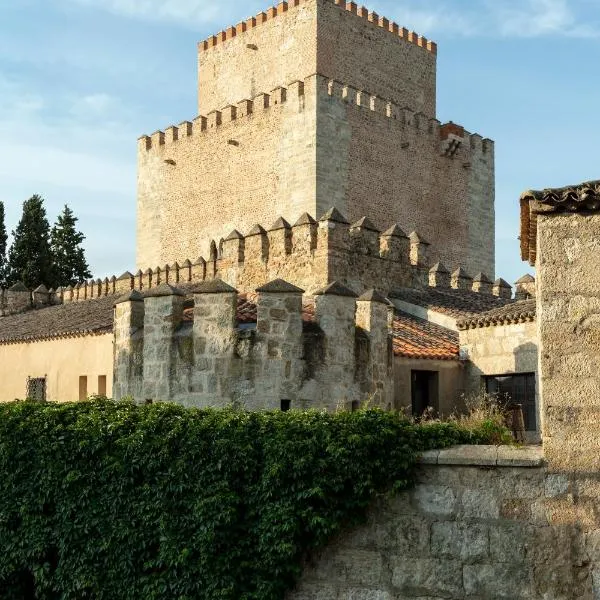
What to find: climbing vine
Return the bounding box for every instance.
[0,400,499,599]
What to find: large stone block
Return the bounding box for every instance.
[390,557,463,597]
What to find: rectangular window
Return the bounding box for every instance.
[484,373,536,431]
[98,375,107,397]
[79,376,88,401]
[280,399,291,412]
[26,377,47,402]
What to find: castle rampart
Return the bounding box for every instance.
[48,206,507,311]
[138,71,494,276]
[197,0,436,117]
[113,279,394,410]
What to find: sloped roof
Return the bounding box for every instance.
[0,286,460,361]
[0,295,115,344]
[390,286,514,319]
[520,180,600,265]
[457,299,536,330]
[393,311,459,361]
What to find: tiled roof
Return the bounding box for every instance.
[520,180,600,265]
[390,286,514,319]
[457,299,536,330]
[0,286,460,361]
[393,311,459,361]
[0,295,115,344]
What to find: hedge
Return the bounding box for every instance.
[0,400,500,599]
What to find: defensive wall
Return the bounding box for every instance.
[197,0,437,117]
[113,280,394,410]
[285,181,600,600]
[34,208,508,308]
[289,446,599,600]
[138,73,494,275]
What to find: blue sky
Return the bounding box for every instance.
[0,0,598,287]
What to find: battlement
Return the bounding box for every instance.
[198,0,436,55]
[113,277,394,410]
[140,74,492,159]
[36,207,508,317]
[138,78,306,153]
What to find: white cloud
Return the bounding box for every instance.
[65,0,236,25]
[59,0,599,39]
[490,0,597,38]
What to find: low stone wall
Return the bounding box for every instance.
[289,446,598,600]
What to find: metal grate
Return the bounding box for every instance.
[26,377,47,402]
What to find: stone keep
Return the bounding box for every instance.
[137,0,495,279]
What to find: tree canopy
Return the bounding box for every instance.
[5,195,91,289]
[6,195,55,289]
[0,202,7,288]
[51,205,92,287]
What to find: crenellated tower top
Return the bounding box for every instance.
[197,0,437,117]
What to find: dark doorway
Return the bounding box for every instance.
[411,371,438,417]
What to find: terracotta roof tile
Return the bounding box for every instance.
[392,311,459,361]
[0,284,460,361]
[457,299,536,330]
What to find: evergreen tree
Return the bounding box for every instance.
[50,205,91,287]
[0,202,7,288]
[6,195,55,289]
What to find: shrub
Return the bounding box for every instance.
[0,400,498,600]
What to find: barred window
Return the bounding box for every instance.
[26,377,47,402]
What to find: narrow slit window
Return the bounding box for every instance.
[79,376,88,401]
[98,375,107,397]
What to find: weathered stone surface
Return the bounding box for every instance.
[293,457,599,600]
[391,557,463,597]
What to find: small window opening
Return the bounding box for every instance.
[79,376,88,401]
[145,399,153,405]
[280,399,291,412]
[26,377,47,402]
[351,400,361,412]
[98,375,107,397]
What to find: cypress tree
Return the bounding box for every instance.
[6,195,55,289]
[0,202,7,288]
[50,205,91,287]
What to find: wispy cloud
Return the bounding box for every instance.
[378,0,599,39]
[63,0,598,39]
[63,0,249,26]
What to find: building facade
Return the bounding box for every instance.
[137,0,495,278]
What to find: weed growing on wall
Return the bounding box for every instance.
[0,400,498,600]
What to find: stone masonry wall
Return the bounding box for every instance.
[536,212,600,474]
[289,446,600,600]
[316,0,436,117]
[197,0,317,115]
[137,78,316,270]
[138,72,494,279]
[197,0,436,116]
[316,77,495,276]
[460,322,539,431]
[113,281,394,411]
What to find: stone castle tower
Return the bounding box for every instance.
[137,0,495,277]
